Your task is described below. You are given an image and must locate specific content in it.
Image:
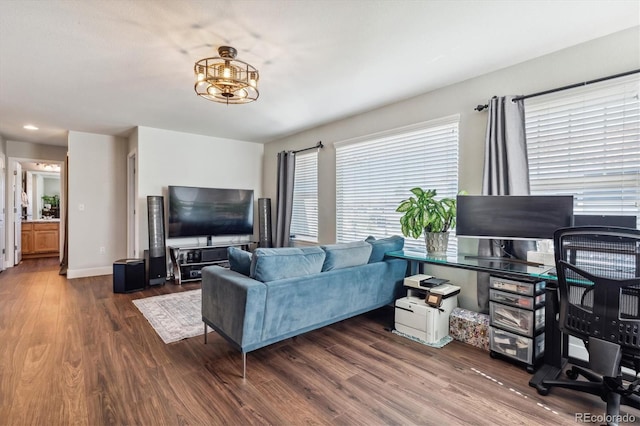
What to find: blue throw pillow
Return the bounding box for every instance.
[228,247,252,276]
[320,241,373,271]
[365,235,404,263]
[250,247,326,282]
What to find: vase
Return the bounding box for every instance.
[425,231,449,256]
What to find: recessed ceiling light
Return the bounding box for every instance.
[23,124,39,130]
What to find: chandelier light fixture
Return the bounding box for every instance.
[194,46,259,105]
[36,163,60,172]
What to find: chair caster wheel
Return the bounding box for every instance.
[566,369,579,380]
[490,350,498,359]
[536,385,549,396]
[526,365,535,374]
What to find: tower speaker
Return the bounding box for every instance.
[258,198,272,248]
[147,195,166,285]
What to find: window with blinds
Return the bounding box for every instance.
[291,151,318,242]
[525,74,640,228]
[335,116,459,254]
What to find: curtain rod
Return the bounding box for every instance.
[293,141,323,154]
[512,69,640,102]
[474,68,640,111]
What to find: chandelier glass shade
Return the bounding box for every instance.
[194,46,259,104]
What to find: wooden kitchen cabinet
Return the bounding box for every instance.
[21,222,34,254]
[21,221,59,258]
[34,222,59,253]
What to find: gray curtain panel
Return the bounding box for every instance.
[275,150,296,248]
[477,96,535,312]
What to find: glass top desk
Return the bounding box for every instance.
[386,249,558,281]
[386,249,566,388]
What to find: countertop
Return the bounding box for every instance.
[22,219,61,223]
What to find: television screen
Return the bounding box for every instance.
[168,186,254,238]
[456,195,574,240]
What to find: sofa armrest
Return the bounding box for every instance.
[201,266,267,352]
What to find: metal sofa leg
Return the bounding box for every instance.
[204,323,208,344]
[243,352,247,379]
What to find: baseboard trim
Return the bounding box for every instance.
[67,266,112,279]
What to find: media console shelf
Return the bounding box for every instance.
[169,242,251,284]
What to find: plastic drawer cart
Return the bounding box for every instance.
[489,275,546,372]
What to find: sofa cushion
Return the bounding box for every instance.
[250,247,326,282]
[227,247,252,276]
[320,241,372,271]
[365,235,405,263]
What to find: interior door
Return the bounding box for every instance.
[13,162,22,264]
[127,152,137,258]
[0,158,5,271]
[25,170,33,220]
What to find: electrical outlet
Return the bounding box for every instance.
[99,246,105,254]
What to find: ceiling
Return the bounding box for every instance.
[0,1,638,147]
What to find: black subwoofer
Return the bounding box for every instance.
[147,196,166,286]
[113,259,145,293]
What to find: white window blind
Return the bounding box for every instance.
[335,116,459,254]
[291,151,318,242]
[525,74,640,228]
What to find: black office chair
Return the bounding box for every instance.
[537,226,640,423]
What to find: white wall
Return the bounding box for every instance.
[262,27,640,312]
[67,131,127,278]
[6,140,67,161]
[135,126,264,254]
[43,176,60,196]
[64,127,262,279]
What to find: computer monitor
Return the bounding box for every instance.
[456,195,574,240]
[573,214,636,229]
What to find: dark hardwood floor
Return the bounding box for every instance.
[1,258,638,425]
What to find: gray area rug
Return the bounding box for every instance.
[133,289,212,344]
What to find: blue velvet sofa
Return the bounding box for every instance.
[201,236,407,376]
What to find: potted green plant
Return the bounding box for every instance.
[41,194,60,218]
[396,188,457,256]
[42,194,59,207]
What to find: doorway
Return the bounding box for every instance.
[127,150,138,258]
[0,157,5,271]
[7,158,64,266]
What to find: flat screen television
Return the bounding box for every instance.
[456,195,574,240]
[168,186,254,238]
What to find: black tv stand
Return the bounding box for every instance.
[169,242,252,284]
[464,255,543,267]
